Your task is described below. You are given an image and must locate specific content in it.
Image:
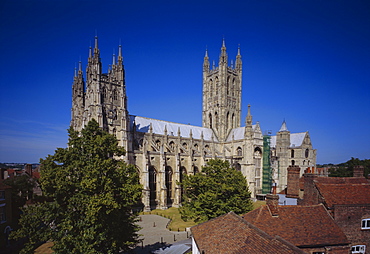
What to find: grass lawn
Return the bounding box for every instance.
[253,200,266,210]
[141,200,265,231]
[141,207,197,231]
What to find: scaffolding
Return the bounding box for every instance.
[262,135,272,194]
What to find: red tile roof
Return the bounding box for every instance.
[242,204,349,248]
[191,212,306,254]
[314,177,369,185]
[32,172,40,179]
[315,183,370,207]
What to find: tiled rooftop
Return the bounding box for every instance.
[191,212,306,254]
[242,204,349,248]
[315,182,370,207]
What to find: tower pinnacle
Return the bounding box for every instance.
[203,48,210,71]
[220,39,227,64]
[246,104,252,126]
[279,120,289,132]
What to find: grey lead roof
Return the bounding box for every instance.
[130,115,217,141]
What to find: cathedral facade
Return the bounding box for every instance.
[71,37,316,211]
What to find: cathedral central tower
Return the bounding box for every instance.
[202,40,242,141]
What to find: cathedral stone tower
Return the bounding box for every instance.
[202,40,242,141]
[71,36,130,151]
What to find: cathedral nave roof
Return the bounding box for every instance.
[130,115,217,141]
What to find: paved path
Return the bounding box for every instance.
[130,215,190,254]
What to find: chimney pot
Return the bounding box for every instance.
[266,193,279,216]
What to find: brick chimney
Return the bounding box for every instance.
[302,173,319,205]
[353,165,364,178]
[287,165,300,198]
[25,164,32,177]
[266,193,279,216]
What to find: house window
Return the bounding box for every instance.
[313,252,325,254]
[0,191,5,200]
[0,204,6,223]
[361,218,370,229]
[351,245,366,254]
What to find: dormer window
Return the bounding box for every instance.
[361,218,370,229]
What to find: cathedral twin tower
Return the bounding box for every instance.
[71,37,316,210]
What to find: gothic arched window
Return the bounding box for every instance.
[209,113,212,129]
[149,166,157,207]
[215,112,218,130]
[101,87,107,103]
[291,149,295,158]
[232,113,235,129]
[227,76,230,95]
[180,166,187,202]
[215,77,219,95]
[237,147,242,156]
[165,166,173,205]
[226,112,229,130]
[182,142,188,149]
[113,89,118,101]
[305,149,309,158]
[232,78,235,96]
[169,141,175,151]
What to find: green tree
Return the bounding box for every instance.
[11,119,142,254]
[179,159,253,223]
[329,157,370,178]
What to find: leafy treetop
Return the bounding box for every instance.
[329,157,370,178]
[179,159,253,223]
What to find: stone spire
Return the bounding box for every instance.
[203,48,210,71]
[245,104,253,138]
[235,44,242,71]
[118,44,123,64]
[94,36,99,56]
[219,38,227,65]
[246,104,252,126]
[279,120,289,132]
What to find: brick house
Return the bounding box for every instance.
[191,211,306,254]
[243,194,351,254]
[300,166,370,254]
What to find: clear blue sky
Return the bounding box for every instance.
[0,0,369,164]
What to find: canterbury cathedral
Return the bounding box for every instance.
[71,37,316,211]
